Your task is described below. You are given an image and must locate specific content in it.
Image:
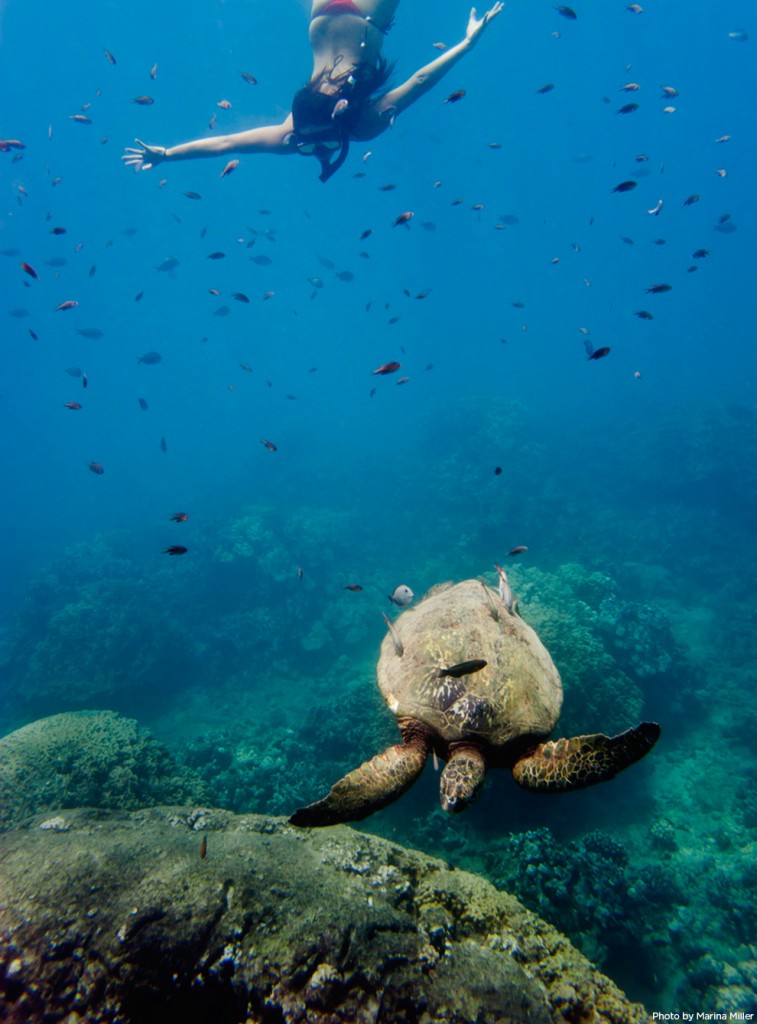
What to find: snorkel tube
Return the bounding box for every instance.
[317,120,350,182]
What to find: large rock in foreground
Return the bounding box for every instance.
[0,807,649,1024]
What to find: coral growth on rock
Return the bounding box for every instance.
[0,710,207,829]
[0,806,651,1024]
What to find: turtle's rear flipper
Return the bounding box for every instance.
[512,722,660,792]
[290,740,428,827]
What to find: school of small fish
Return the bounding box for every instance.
[1,4,743,600]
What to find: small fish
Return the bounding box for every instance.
[646,283,672,293]
[494,564,515,614]
[199,836,207,860]
[336,270,355,282]
[627,3,643,11]
[617,103,639,115]
[635,310,654,320]
[437,659,487,679]
[103,49,117,64]
[156,257,180,272]
[393,211,414,227]
[444,90,466,104]
[378,183,396,192]
[612,180,637,193]
[169,512,189,522]
[50,226,67,235]
[88,461,104,475]
[555,4,577,18]
[494,466,503,476]
[396,376,410,385]
[233,292,250,303]
[373,361,401,375]
[715,135,731,144]
[165,545,188,556]
[20,261,39,280]
[432,42,447,50]
[132,96,155,105]
[56,300,78,311]
[647,199,664,216]
[220,159,239,177]
[137,351,163,364]
[240,72,258,85]
[184,191,202,200]
[621,82,641,91]
[661,86,679,98]
[692,248,709,259]
[388,585,414,607]
[360,229,373,241]
[160,437,167,453]
[588,346,611,360]
[381,611,404,657]
[82,372,88,389]
[63,402,82,410]
[207,251,226,260]
[537,83,555,94]
[76,327,103,339]
[217,99,232,109]
[260,439,277,451]
[297,567,304,580]
[682,194,700,207]
[69,114,92,124]
[150,63,158,79]
[345,584,364,592]
[508,545,528,556]
[138,397,149,410]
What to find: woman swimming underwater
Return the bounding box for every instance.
[122,1,504,182]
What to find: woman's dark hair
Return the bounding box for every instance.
[291,55,393,137]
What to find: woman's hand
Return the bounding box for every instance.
[465,2,504,46]
[122,139,167,171]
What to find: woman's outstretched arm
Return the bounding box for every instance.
[356,3,504,137]
[122,116,295,171]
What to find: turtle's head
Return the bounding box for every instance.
[439,745,486,813]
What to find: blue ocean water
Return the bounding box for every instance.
[1,0,756,1014]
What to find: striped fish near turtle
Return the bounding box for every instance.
[290,578,660,826]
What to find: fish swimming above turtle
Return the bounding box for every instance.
[290,578,660,827]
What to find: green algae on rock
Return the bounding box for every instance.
[0,711,207,829]
[0,807,651,1024]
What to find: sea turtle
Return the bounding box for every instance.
[290,578,660,827]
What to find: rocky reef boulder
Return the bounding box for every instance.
[0,711,208,829]
[0,807,650,1024]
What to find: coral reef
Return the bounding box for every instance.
[0,806,651,1024]
[0,711,207,829]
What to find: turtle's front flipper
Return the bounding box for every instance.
[439,743,486,813]
[289,738,428,827]
[512,722,660,792]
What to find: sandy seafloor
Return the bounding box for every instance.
[1,0,756,1015]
